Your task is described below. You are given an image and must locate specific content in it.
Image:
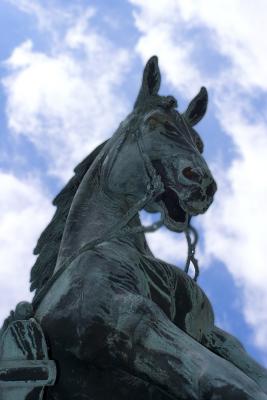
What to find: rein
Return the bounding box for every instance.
[32,124,200,310]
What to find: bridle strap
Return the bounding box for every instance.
[179,114,201,281]
[184,225,199,281]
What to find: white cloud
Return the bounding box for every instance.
[131,0,267,92]
[130,0,203,97]
[1,1,132,329]
[176,0,267,91]
[5,0,81,36]
[3,3,131,180]
[130,0,267,361]
[140,211,189,266]
[0,172,53,327]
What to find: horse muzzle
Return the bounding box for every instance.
[177,167,217,215]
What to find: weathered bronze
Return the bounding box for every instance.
[1,56,267,399]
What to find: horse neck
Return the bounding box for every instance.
[54,168,148,272]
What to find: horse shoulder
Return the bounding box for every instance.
[165,262,215,342]
[202,326,267,393]
[137,255,215,342]
[182,276,215,342]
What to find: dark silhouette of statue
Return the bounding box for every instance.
[1,56,267,400]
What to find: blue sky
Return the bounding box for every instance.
[1,0,267,368]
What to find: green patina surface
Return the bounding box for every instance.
[1,56,267,400]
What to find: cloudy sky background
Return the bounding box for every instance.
[1,0,267,367]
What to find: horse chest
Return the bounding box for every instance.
[138,257,178,321]
[138,256,214,342]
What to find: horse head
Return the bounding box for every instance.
[106,56,217,232]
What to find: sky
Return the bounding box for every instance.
[0,0,267,368]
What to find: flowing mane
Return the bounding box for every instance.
[30,140,109,299]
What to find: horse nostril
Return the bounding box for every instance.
[206,181,217,197]
[182,167,201,183]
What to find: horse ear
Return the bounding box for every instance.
[183,87,208,126]
[134,56,161,109]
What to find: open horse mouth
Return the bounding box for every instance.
[144,181,189,232]
[155,187,188,231]
[143,160,189,232]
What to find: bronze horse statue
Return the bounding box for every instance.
[1,56,267,399]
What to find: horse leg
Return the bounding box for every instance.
[202,326,267,395]
[96,293,267,400]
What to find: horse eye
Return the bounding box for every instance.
[146,115,180,137]
[163,121,179,134]
[147,117,160,128]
